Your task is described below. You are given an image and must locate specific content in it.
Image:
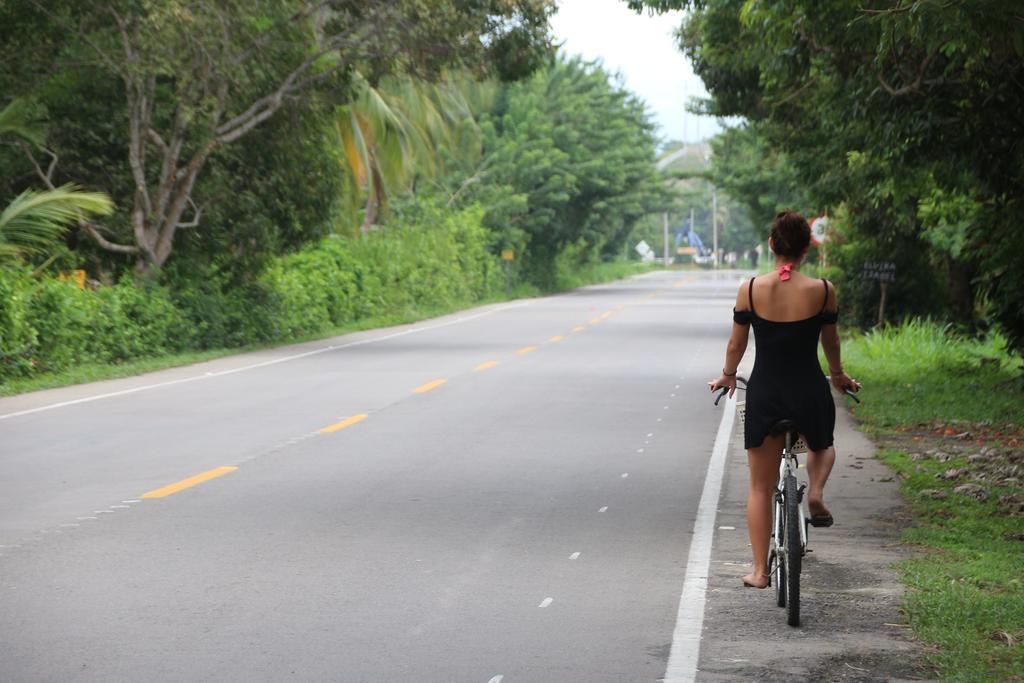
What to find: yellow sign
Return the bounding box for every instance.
[501,249,515,261]
[677,247,697,255]
[58,270,87,289]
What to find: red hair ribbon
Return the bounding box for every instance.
[778,263,794,281]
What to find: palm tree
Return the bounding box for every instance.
[0,184,113,263]
[335,73,487,235]
[0,99,114,265]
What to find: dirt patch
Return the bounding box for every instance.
[876,419,1024,515]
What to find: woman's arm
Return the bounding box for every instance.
[820,280,860,392]
[708,281,751,397]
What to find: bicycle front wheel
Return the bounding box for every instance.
[784,472,801,627]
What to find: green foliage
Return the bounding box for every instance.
[0,266,194,378]
[879,450,1024,681]
[838,320,1024,680]
[263,200,501,339]
[0,184,113,263]
[0,200,502,384]
[841,318,1023,429]
[445,56,664,287]
[628,0,1024,348]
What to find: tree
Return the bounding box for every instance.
[336,72,485,236]
[454,56,665,285]
[625,0,1024,346]
[8,1,555,272]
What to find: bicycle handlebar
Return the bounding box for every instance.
[712,374,861,405]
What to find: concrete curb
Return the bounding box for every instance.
[694,398,932,682]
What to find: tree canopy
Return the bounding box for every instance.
[627,0,1024,346]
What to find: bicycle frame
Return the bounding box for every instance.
[775,431,808,553]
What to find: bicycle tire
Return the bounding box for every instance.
[784,472,801,626]
[773,495,786,608]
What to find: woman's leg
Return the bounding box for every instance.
[744,435,784,587]
[805,445,836,517]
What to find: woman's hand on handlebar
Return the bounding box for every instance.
[708,374,738,398]
[830,371,861,394]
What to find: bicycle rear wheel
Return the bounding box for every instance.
[784,472,801,626]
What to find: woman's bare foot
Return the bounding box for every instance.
[808,498,831,518]
[808,492,834,526]
[742,571,769,589]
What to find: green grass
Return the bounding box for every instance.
[842,318,1023,429]
[0,262,658,397]
[844,319,1024,681]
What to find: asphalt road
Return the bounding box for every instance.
[0,269,743,682]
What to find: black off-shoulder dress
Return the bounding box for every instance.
[733,277,838,451]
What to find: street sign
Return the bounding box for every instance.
[501,249,515,261]
[862,260,896,326]
[810,216,828,244]
[862,260,896,282]
[677,246,697,255]
[58,270,86,290]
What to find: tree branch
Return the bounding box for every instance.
[20,142,59,189]
[147,128,168,153]
[80,221,140,255]
[877,49,939,97]
[177,197,203,229]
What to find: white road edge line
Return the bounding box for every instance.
[0,301,531,421]
[663,393,736,683]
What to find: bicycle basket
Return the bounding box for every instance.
[736,401,808,454]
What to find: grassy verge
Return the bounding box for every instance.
[0,261,657,397]
[843,319,1024,680]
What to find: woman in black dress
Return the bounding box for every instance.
[709,211,860,589]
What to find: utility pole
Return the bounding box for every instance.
[712,188,719,268]
[663,212,670,266]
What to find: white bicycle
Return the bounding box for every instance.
[715,375,859,626]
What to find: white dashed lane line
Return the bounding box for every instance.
[538,597,553,608]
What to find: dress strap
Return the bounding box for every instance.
[748,277,756,314]
[819,279,829,313]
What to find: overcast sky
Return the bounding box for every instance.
[549,0,726,145]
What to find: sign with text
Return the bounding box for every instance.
[862,260,896,282]
[501,249,515,261]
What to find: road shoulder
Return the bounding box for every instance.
[696,400,931,682]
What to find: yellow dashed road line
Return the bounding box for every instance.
[517,346,537,355]
[549,335,565,343]
[474,360,500,371]
[413,379,447,393]
[573,325,586,333]
[140,466,238,499]
[319,413,368,434]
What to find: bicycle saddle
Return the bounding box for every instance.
[767,419,800,436]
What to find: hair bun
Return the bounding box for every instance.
[770,210,811,259]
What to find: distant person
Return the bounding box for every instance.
[708,210,860,589]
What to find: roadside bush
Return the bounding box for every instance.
[0,199,604,388]
[261,201,501,339]
[0,266,39,378]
